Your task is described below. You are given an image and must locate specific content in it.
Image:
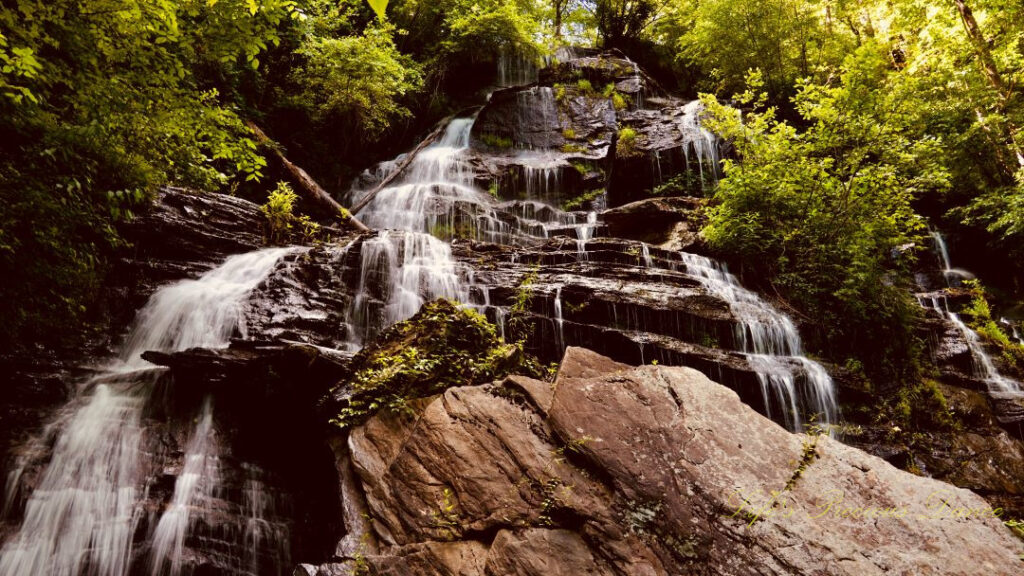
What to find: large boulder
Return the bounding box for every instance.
[302,348,1024,575]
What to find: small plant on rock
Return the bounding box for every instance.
[261,181,299,244]
[617,127,640,158]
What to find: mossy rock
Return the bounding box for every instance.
[324,299,539,429]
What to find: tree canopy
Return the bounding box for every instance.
[1,0,1023,389]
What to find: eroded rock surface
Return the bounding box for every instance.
[302,348,1024,575]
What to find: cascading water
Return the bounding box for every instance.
[672,252,839,431]
[149,398,218,576]
[930,231,973,284]
[0,247,295,576]
[348,93,837,432]
[923,233,1020,392]
[497,50,538,87]
[675,100,722,193]
[355,118,488,236]
[345,230,470,348]
[552,286,565,351]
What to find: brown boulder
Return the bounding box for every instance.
[310,348,1024,575]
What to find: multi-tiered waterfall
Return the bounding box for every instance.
[0,52,844,576]
[344,99,837,431]
[920,232,1020,393]
[0,248,295,576]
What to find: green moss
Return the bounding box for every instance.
[326,300,542,429]
[561,188,604,211]
[429,222,475,240]
[784,433,821,491]
[570,161,591,175]
[554,83,566,102]
[576,78,593,94]
[481,132,514,149]
[562,127,576,140]
[617,127,640,158]
[560,143,586,154]
[611,92,628,110]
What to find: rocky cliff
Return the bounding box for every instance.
[3,50,1024,576]
[299,346,1023,576]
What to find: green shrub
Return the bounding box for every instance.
[507,266,539,343]
[652,173,708,197]
[962,279,1024,368]
[326,300,543,428]
[261,182,299,244]
[699,65,940,384]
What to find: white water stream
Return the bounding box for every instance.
[0,247,295,576]
[925,233,1019,392]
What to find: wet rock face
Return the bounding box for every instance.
[244,243,363,349]
[114,186,267,306]
[300,348,1024,575]
[467,51,722,211]
[0,187,268,490]
[601,196,705,248]
[609,102,726,207]
[140,342,350,575]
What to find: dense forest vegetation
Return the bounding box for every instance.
[1,0,1022,395]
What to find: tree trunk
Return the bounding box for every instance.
[952,0,1023,169]
[246,121,369,232]
[554,0,563,38]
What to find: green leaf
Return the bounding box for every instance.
[366,0,389,20]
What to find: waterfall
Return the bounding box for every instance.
[345,231,470,348]
[497,50,538,87]
[1010,321,1024,346]
[574,212,597,259]
[921,234,1020,393]
[678,100,722,192]
[345,96,833,433]
[552,286,565,351]
[930,231,973,284]
[240,467,289,575]
[673,252,839,431]
[0,247,295,576]
[355,118,488,236]
[149,398,218,576]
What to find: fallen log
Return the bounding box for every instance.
[348,119,450,215]
[246,121,369,232]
